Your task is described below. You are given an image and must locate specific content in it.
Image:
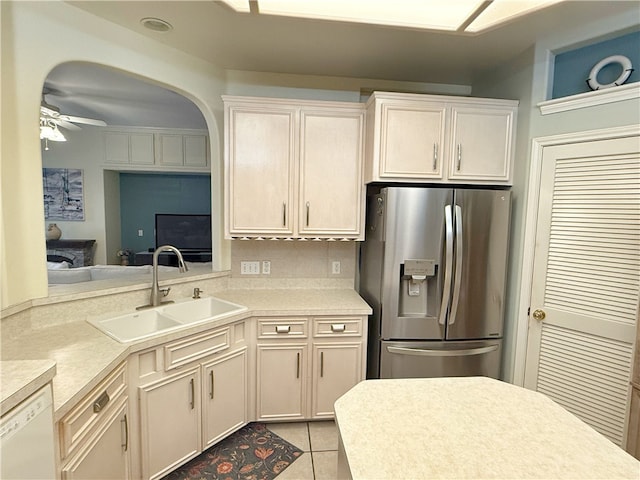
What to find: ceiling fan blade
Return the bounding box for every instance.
[59,114,107,126]
[54,119,82,131]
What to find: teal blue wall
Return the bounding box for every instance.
[119,173,211,253]
[552,31,639,98]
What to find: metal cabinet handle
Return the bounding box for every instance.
[121,414,129,452]
[296,352,300,378]
[93,391,110,413]
[306,201,310,227]
[320,351,324,377]
[282,202,287,226]
[276,325,291,333]
[433,143,438,171]
[456,144,462,171]
[210,370,215,399]
[189,378,195,410]
[330,323,346,332]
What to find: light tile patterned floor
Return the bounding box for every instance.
[268,421,339,480]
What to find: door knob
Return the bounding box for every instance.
[532,309,546,321]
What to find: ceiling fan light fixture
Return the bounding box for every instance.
[40,118,66,142]
[140,17,173,32]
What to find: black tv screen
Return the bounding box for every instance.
[155,214,212,252]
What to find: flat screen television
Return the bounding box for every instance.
[155,214,212,252]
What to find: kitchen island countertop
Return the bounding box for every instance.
[334,377,640,479]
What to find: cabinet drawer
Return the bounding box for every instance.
[313,317,363,337]
[164,327,230,371]
[59,362,127,459]
[258,318,308,339]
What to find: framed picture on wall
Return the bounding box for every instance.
[43,168,85,221]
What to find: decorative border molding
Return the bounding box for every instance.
[538,81,640,115]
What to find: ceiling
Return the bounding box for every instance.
[46,1,638,128]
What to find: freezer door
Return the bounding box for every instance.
[447,189,511,340]
[380,187,453,340]
[379,339,502,379]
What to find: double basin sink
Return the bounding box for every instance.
[88,297,248,343]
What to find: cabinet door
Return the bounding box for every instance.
[158,134,184,166]
[61,399,130,480]
[184,135,208,167]
[104,132,130,164]
[202,348,247,449]
[130,133,155,165]
[447,105,515,183]
[378,102,446,179]
[256,344,307,420]
[139,367,201,480]
[312,344,362,418]
[227,106,296,236]
[299,109,365,237]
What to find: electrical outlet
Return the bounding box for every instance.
[138,229,144,237]
[240,261,260,275]
[262,261,271,275]
[332,261,341,275]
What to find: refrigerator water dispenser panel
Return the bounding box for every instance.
[399,260,438,317]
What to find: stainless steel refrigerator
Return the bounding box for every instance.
[359,186,511,379]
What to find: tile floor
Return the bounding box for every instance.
[268,421,339,480]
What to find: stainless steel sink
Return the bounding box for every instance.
[88,296,247,343]
[162,297,248,324]
[88,310,182,343]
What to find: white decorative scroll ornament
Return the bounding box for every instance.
[586,55,634,90]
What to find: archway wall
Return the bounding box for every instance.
[1,1,226,308]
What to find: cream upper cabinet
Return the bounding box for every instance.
[365,92,517,185]
[225,103,297,236]
[224,96,365,239]
[447,104,516,183]
[104,128,209,171]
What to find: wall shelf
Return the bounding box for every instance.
[538,82,639,115]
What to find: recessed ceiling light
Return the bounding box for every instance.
[140,17,173,32]
[220,0,565,33]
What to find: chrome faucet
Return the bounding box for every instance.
[138,245,188,309]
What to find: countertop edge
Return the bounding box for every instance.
[1,360,57,416]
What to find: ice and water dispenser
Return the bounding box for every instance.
[398,259,439,317]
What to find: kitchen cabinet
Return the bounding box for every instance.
[59,362,130,480]
[139,367,201,480]
[256,315,366,421]
[365,92,517,185]
[223,96,365,239]
[104,127,209,171]
[133,321,248,480]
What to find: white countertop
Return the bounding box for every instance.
[1,288,371,420]
[334,377,640,480]
[0,359,56,415]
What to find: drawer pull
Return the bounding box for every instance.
[93,391,110,413]
[331,324,346,332]
[276,325,291,334]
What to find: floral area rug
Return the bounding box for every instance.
[163,423,303,480]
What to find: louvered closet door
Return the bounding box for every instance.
[524,134,639,447]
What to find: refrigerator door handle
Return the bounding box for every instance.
[449,204,464,325]
[386,345,499,357]
[438,205,454,325]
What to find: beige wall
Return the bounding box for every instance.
[1,1,226,308]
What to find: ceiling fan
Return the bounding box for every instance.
[40,88,107,148]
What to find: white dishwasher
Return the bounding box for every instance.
[1,384,56,479]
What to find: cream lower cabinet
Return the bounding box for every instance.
[139,367,201,480]
[134,321,248,480]
[59,363,130,480]
[365,92,517,185]
[223,96,365,239]
[256,315,366,421]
